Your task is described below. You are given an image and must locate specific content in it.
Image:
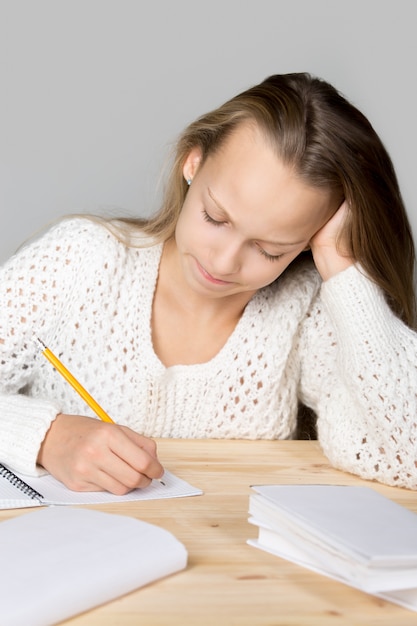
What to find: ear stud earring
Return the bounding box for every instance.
[187,178,192,186]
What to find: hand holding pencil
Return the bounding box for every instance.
[36,338,164,495]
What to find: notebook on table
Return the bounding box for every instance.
[0,462,202,509]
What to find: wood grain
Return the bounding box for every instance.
[2,440,416,625]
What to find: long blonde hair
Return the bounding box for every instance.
[114,72,416,327]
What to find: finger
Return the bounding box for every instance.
[68,470,153,496]
[67,447,156,494]
[89,466,153,495]
[120,426,159,458]
[108,429,164,480]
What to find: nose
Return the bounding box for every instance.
[209,233,243,276]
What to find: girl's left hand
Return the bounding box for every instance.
[309,200,355,281]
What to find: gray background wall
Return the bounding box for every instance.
[1,0,416,265]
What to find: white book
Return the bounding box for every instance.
[0,506,188,626]
[247,484,417,612]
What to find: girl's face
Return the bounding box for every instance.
[174,122,336,300]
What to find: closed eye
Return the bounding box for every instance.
[256,245,284,262]
[204,210,284,260]
[203,208,284,261]
[202,209,225,226]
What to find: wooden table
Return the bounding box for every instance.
[2,439,417,625]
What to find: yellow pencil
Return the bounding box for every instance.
[36,337,114,423]
[36,337,165,485]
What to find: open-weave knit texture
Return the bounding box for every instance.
[1,218,416,488]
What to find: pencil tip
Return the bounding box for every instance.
[35,337,46,350]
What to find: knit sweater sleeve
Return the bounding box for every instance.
[298,264,417,490]
[0,218,98,475]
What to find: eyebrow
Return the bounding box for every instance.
[207,187,306,247]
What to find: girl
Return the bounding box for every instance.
[1,73,416,493]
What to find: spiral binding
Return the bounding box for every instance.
[0,464,43,500]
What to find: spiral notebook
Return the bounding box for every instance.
[0,463,202,509]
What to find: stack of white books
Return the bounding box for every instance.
[248,484,417,612]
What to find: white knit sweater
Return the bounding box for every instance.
[1,218,417,488]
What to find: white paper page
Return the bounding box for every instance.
[248,518,417,593]
[251,485,417,567]
[249,517,366,587]
[248,537,417,613]
[0,497,40,509]
[0,464,42,508]
[2,469,202,507]
[0,506,188,626]
[0,478,40,508]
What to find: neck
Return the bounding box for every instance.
[151,240,255,366]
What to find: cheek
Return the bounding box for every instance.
[247,251,302,287]
[174,212,185,243]
[245,259,285,288]
[174,204,194,246]
[176,201,212,248]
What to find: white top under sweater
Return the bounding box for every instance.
[1,218,417,489]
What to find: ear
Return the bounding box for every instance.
[182,146,202,183]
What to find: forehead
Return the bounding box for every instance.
[201,123,335,242]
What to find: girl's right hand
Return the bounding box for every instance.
[37,413,164,494]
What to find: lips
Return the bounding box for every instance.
[195,259,232,285]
